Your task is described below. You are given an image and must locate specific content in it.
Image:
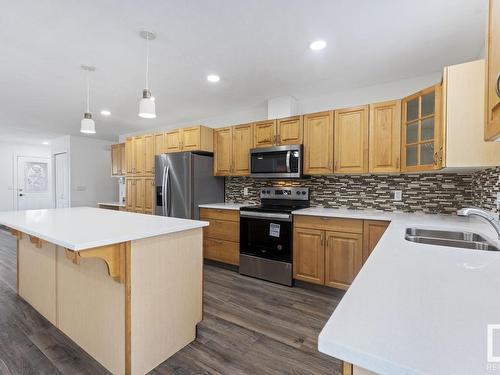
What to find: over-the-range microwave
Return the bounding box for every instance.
[249,145,302,178]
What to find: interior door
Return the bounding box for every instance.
[17,156,52,210]
[54,153,69,208]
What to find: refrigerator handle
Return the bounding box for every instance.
[161,166,167,216]
[165,166,170,217]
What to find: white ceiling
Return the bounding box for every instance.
[0,0,486,143]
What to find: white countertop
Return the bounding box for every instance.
[98,202,125,207]
[198,202,254,210]
[317,212,500,375]
[0,207,208,251]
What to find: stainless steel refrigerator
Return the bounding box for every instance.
[155,152,224,220]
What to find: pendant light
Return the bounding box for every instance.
[138,30,157,119]
[80,65,96,134]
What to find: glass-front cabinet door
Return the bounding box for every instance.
[401,84,443,171]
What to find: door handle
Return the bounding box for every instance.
[19,194,24,197]
[496,73,500,99]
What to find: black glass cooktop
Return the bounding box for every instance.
[240,204,309,214]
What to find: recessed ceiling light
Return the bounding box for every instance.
[207,74,220,83]
[100,110,111,116]
[309,40,327,51]
[42,141,50,145]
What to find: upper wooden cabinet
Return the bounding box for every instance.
[253,117,303,148]
[253,120,277,148]
[277,116,303,145]
[111,143,125,176]
[125,137,135,175]
[232,123,253,176]
[443,60,500,168]
[154,133,166,155]
[369,101,401,173]
[485,0,500,140]
[303,111,334,175]
[213,127,233,176]
[334,106,369,174]
[401,84,443,172]
[133,136,146,175]
[144,134,155,175]
[163,126,213,153]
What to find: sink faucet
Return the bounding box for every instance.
[457,207,500,239]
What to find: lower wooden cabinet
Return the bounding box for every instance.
[362,220,389,263]
[324,231,363,290]
[125,177,155,214]
[200,208,240,265]
[293,216,387,290]
[293,228,325,285]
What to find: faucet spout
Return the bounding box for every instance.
[457,207,500,239]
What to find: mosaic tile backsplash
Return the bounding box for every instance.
[225,174,475,214]
[472,167,500,213]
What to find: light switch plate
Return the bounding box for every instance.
[393,190,402,201]
[243,187,249,196]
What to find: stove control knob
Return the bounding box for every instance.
[296,191,300,195]
[266,190,271,194]
[302,191,307,195]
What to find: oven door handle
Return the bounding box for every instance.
[240,211,292,222]
[286,151,291,173]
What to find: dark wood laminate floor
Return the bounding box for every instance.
[0,228,343,374]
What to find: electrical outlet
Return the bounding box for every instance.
[243,187,249,196]
[393,190,402,201]
[496,192,500,210]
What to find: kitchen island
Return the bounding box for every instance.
[0,207,208,375]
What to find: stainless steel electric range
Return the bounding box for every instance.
[239,187,310,286]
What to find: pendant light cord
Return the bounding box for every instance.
[145,34,150,89]
[86,71,90,113]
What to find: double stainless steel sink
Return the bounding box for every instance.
[405,228,500,251]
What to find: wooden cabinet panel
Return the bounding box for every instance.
[324,231,363,290]
[485,0,500,140]
[144,178,155,214]
[232,123,253,176]
[144,134,155,175]
[369,101,401,173]
[401,84,443,171]
[277,116,303,145]
[294,215,363,233]
[203,219,239,243]
[125,179,136,211]
[203,238,239,265]
[362,220,389,264]
[135,178,145,212]
[134,136,146,175]
[303,111,334,175]
[125,138,135,175]
[165,130,181,153]
[293,228,325,285]
[253,120,277,148]
[154,133,166,155]
[213,127,233,176]
[182,126,201,151]
[111,144,123,176]
[200,207,239,222]
[334,106,369,174]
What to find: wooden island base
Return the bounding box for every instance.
[12,228,203,375]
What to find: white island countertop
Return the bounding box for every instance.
[0,207,208,251]
[97,201,125,207]
[317,210,500,375]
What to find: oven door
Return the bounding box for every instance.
[250,145,301,178]
[239,211,292,263]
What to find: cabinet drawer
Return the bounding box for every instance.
[203,238,239,265]
[204,219,239,242]
[200,208,239,222]
[294,215,363,233]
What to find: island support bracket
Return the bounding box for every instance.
[65,242,127,284]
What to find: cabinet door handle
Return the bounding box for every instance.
[320,234,324,246]
[396,157,400,169]
[334,161,338,171]
[496,72,500,98]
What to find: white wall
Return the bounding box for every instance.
[119,71,442,140]
[0,141,51,211]
[68,136,118,207]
